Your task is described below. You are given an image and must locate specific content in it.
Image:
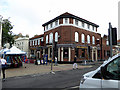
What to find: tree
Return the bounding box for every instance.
[2,19,14,47]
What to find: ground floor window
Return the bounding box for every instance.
[54,48,58,57]
[50,48,52,58]
[63,48,69,58]
[45,48,48,54]
[81,49,85,58]
[98,50,100,58]
[75,48,79,57]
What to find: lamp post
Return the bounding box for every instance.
[0,15,3,49]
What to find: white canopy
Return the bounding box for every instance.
[6,46,26,55]
[0,48,10,54]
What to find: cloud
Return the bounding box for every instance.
[0,0,119,38]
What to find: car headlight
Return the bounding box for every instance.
[80,76,86,84]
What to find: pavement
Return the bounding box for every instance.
[1,63,93,78]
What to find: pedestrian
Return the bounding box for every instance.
[45,54,48,65]
[54,57,58,66]
[43,54,46,65]
[73,55,78,70]
[0,56,7,81]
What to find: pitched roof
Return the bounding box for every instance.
[29,34,44,40]
[42,12,99,27]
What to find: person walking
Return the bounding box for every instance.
[0,56,7,81]
[54,57,58,66]
[73,55,78,70]
[45,54,48,65]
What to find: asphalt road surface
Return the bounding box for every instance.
[2,64,100,90]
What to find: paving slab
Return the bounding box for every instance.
[1,63,92,78]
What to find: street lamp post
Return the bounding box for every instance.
[0,15,3,49]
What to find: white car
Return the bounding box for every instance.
[80,53,120,89]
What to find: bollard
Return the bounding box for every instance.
[85,60,87,65]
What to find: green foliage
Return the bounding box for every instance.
[2,19,14,47]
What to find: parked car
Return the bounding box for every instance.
[80,53,120,89]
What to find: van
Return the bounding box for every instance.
[80,53,120,89]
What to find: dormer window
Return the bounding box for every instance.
[82,22,84,27]
[46,25,48,30]
[87,24,90,29]
[92,26,94,31]
[50,23,53,28]
[75,19,78,26]
[65,18,68,24]
[55,20,58,26]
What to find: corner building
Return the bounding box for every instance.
[42,12,102,63]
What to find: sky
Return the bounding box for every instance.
[0,0,119,38]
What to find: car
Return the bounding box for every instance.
[80,53,120,89]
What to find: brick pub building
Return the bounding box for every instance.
[29,12,110,63]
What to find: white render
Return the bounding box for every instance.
[14,37,29,57]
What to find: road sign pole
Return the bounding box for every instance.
[109,23,113,57]
[51,39,55,74]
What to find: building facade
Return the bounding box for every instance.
[14,37,29,57]
[101,35,110,60]
[42,12,104,62]
[29,34,44,59]
[29,12,110,63]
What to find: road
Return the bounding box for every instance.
[2,64,100,90]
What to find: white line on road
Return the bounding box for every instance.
[62,86,79,90]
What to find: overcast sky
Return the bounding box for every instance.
[0,0,119,38]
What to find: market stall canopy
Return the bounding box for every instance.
[6,46,26,55]
[0,48,10,54]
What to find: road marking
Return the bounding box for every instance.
[62,86,79,90]
[70,86,79,88]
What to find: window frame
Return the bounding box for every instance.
[87,35,90,44]
[75,32,79,42]
[55,32,58,42]
[49,33,53,43]
[81,33,85,43]
[92,36,95,45]
[46,35,48,44]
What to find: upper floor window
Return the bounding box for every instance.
[81,34,85,43]
[92,26,94,31]
[55,20,58,26]
[75,32,79,42]
[65,18,68,24]
[55,32,58,42]
[38,39,40,45]
[46,25,48,30]
[106,40,109,45]
[50,23,53,28]
[87,35,90,44]
[35,40,37,45]
[33,40,34,46]
[82,22,84,27]
[87,24,90,29]
[92,36,95,44]
[75,19,78,26]
[46,35,48,44]
[49,33,53,43]
[41,37,43,42]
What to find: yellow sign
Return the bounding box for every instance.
[77,46,87,49]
